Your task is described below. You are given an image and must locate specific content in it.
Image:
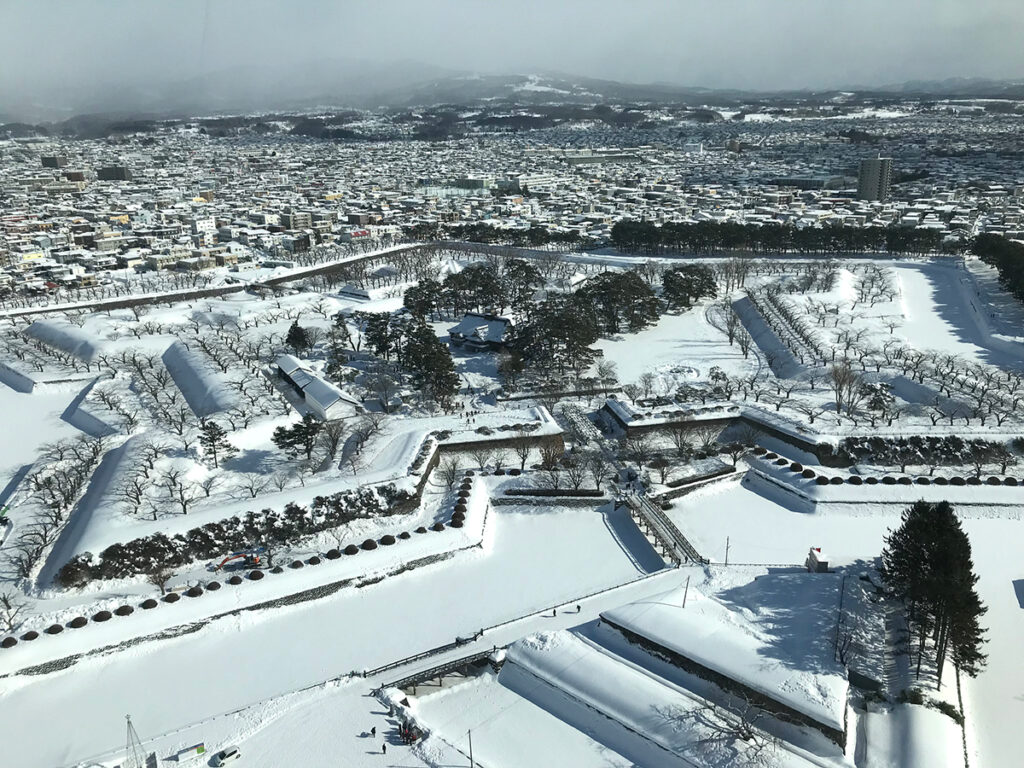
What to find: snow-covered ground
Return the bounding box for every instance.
[595,305,757,385]
[0,503,662,768]
[669,480,1023,768]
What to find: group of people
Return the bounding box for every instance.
[369,723,419,755]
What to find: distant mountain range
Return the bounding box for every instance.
[2,60,1023,125]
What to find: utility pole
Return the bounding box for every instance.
[725,536,730,566]
[468,729,474,767]
[682,574,690,608]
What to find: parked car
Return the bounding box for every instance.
[212,746,241,765]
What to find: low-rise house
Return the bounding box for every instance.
[448,312,512,352]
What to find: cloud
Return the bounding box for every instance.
[1,0,1022,114]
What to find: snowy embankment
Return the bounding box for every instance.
[22,319,107,363]
[745,452,1024,513]
[499,628,830,768]
[602,576,849,735]
[161,340,234,417]
[0,477,491,674]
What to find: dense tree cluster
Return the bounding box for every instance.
[57,485,410,585]
[402,258,543,318]
[510,294,600,376]
[611,220,953,256]
[972,233,1024,303]
[882,501,987,683]
[576,271,661,333]
[662,264,718,309]
[339,312,460,409]
[403,222,585,249]
[836,435,1018,475]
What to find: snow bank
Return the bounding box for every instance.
[162,340,234,417]
[601,575,849,733]
[23,319,107,363]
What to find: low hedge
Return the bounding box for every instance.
[67,617,88,629]
[774,458,788,466]
[815,476,830,485]
[897,477,912,485]
[967,477,982,485]
[882,476,897,485]
[325,549,341,560]
[249,570,264,579]
[163,593,180,603]
[271,566,284,574]
[790,463,804,472]
[227,576,243,585]
[306,556,321,565]
[360,539,378,551]
[343,545,359,555]
[1005,477,1018,486]
[752,446,767,455]
[509,468,522,476]
[828,476,842,485]
[0,637,16,648]
[454,502,468,513]
[93,610,112,621]
[415,526,428,534]
[865,477,879,485]
[115,605,134,615]
[848,476,863,485]
[289,560,304,568]
[801,469,816,478]
[504,488,604,498]
[916,477,931,485]
[380,535,396,546]
[950,477,966,486]
[763,452,778,459]
[450,519,464,528]
[398,531,411,539]
[432,522,445,531]
[45,624,64,635]
[140,599,158,609]
[21,631,38,641]
[185,586,203,597]
[934,477,949,485]
[206,581,221,591]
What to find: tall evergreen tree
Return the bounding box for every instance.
[272,413,323,460]
[198,421,236,468]
[285,321,312,354]
[882,500,987,685]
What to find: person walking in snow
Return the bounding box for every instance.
[382,743,387,755]
[371,726,376,737]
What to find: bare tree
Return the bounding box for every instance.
[563,457,589,490]
[146,567,174,595]
[828,361,863,415]
[239,472,270,499]
[468,446,494,471]
[539,444,563,470]
[512,433,533,470]
[623,433,653,468]
[666,423,694,457]
[621,383,642,405]
[690,423,722,453]
[319,419,349,459]
[437,456,460,490]
[0,591,28,633]
[584,452,608,490]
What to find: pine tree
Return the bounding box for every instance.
[198,421,236,468]
[272,413,323,460]
[286,321,311,354]
[881,500,987,685]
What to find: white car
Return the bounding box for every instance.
[212,746,241,765]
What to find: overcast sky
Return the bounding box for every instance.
[3,0,1023,111]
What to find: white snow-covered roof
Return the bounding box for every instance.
[302,375,359,411]
[602,574,849,731]
[275,353,304,375]
[448,313,511,344]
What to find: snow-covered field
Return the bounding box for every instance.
[0,504,662,768]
